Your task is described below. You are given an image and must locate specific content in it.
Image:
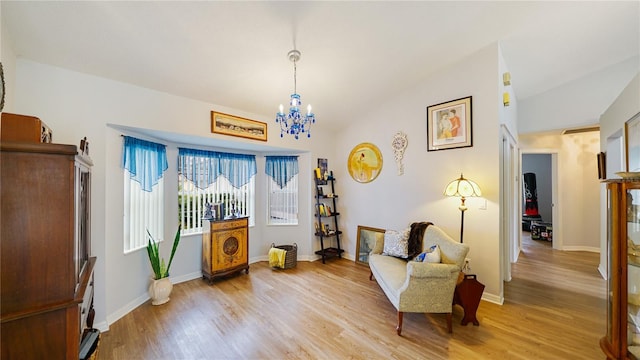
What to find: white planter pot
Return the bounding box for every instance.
[149,277,173,305]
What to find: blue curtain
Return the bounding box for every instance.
[122,136,168,192]
[178,148,256,189]
[265,156,299,189]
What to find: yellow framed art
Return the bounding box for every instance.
[211,111,267,141]
[347,142,383,183]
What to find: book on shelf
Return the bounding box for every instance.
[317,204,327,216]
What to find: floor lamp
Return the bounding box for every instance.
[444,173,482,244]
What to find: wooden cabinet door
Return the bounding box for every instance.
[212,226,247,272]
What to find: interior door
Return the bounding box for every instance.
[500,126,519,283]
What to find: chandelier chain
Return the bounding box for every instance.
[293,59,297,94]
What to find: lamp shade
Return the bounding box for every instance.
[444,174,482,198]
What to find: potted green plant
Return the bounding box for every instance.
[146,225,181,305]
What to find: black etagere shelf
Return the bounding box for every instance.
[314,170,343,263]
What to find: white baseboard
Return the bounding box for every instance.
[249,256,268,263]
[481,292,504,305]
[561,245,600,253]
[94,320,109,333]
[105,292,149,330]
[103,271,202,331]
[170,271,203,284]
[251,253,355,263]
[598,263,608,280]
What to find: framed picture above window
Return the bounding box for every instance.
[211,111,267,141]
[426,96,472,151]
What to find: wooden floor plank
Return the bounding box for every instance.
[99,234,605,359]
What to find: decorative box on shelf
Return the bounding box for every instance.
[1,112,52,143]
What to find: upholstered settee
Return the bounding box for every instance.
[368,224,469,335]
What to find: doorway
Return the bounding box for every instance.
[521,151,560,251]
[522,153,552,233]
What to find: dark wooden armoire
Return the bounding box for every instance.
[1,137,96,359]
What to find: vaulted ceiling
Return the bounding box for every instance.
[2,1,639,132]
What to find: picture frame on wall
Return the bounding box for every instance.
[211,111,267,141]
[426,96,472,151]
[625,112,640,172]
[347,142,383,183]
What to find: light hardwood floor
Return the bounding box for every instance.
[99,234,605,359]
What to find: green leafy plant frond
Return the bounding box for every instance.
[146,225,182,280]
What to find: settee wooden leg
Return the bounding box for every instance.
[396,311,403,336]
[369,271,374,281]
[446,313,452,333]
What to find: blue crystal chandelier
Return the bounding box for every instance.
[276,49,315,139]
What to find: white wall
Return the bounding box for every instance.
[333,43,503,304]
[1,10,16,112]
[498,44,518,136]
[12,59,337,330]
[599,73,640,277]
[519,131,601,252]
[519,57,639,134]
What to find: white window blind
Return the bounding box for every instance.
[121,136,168,254]
[267,175,298,225]
[124,174,164,253]
[265,155,299,226]
[178,149,256,234]
[179,174,255,233]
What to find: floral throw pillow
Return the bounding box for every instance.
[414,244,441,263]
[382,228,411,258]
